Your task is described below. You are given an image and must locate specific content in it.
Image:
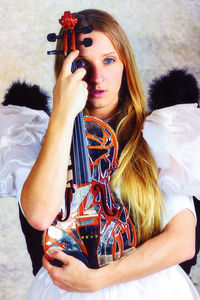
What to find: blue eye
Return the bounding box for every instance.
[76,60,87,68]
[105,58,115,64]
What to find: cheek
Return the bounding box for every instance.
[109,69,123,92]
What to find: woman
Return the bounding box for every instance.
[19,9,199,299]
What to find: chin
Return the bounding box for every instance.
[88,99,108,109]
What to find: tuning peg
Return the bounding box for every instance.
[47,26,92,43]
[76,38,92,47]
[47,33,64,42]
[75,26,92,34]
[47,50,64,55]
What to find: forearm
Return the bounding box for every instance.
[99,233,187,287]
[21,51,88,230]
[21,111,75,230]
[95,209,195,289]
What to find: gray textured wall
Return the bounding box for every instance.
[0,0,200,99]
[0,0,199,299]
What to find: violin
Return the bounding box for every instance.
[43,11,137,268]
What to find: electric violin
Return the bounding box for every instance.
[43,11,137,268]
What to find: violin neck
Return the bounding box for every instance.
[71,111,92,184]
[70,59,92,184]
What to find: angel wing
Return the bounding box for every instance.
[0,83,49,199]
[143,103,200,199]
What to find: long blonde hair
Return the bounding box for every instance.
[54,9,164,244]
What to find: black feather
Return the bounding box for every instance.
[3,81,51,115]
[148,68,200,111]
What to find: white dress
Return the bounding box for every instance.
[0,103,200,300]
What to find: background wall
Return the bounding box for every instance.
[0,0,199,299]
[1,0,200,100]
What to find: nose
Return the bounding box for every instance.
[89,64,104,84]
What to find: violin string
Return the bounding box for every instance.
[73,116,81,183]
[81,114,92,182]
[82,114,89,182]
[78,114,84,182]
[73,113,87,183]
[78,112,86,182]
[76,114,82,182]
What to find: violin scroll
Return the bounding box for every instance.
[59,11,78,28]
[47,11,92,56]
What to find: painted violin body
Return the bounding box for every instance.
[43,116,137,268]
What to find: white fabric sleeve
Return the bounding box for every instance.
[143,103,200,199]
[162,193,196,229]
[0,104,49,205]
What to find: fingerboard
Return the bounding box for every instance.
[71,59,92,184]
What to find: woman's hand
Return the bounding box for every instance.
[52,50,88,119]
[43,250,100,293]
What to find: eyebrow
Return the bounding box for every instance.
[78,51,119,60]
[102,51,119,57]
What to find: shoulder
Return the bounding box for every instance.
[142,104,200,198]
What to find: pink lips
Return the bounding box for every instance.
[90,89,106,98]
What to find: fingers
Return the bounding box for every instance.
[42,252,73,287]
[59,50,86,82]
[59,50,79,77]
[42,250,72,272]
[52,50,88,117]
[42,252,95,293]
[49,249,82,266]
[50,249,70,263]
[42,254,52,271]
[42,253,63,279]
[72,68,87,83]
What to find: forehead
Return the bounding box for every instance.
[77,30,118,57]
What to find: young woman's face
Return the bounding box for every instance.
[77,30,124,120]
